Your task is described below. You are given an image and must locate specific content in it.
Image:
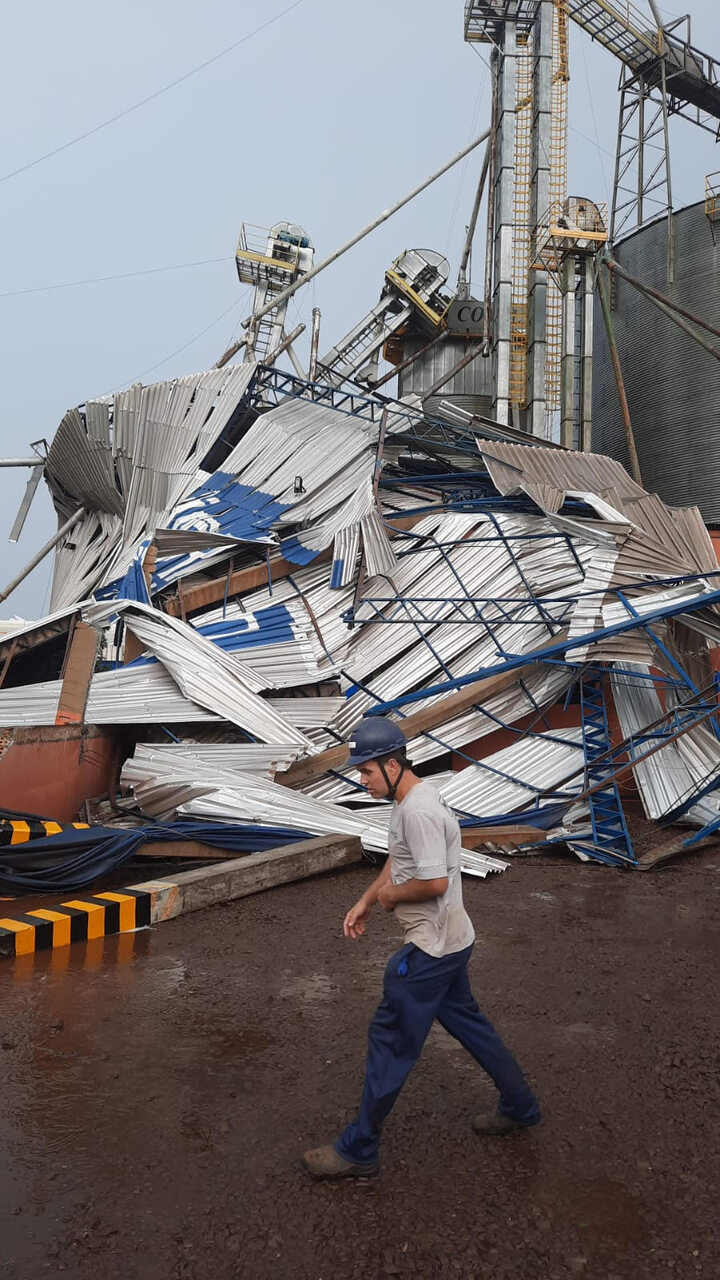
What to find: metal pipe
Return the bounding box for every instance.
[308,307,321,381]
[9,463,44,543]
[0,507,84,604]
[214,336,248,369]
[286,339,307,380]
[263,322,306,369]
[420,342,484,403]
[241,128,491,330]
[560,256,576,449]
[367,330,448,391]
[609,259,720,363]
[595,264,643,484]
[483,52,499,355]
[0,457,43,467]
[647,0,666,42]
[580,256,594,452]
[457,142,491,298]
[659,55,675,282]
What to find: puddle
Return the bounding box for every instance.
[209,1026,275,1058]
[279,971,338,1002]
[533,1175,649,1250]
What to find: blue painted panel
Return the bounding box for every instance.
[280,534,320,565]
[125,603,298,667]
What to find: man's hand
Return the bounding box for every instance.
[343,896,371,940]
[377,882,397,913]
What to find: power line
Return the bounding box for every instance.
[96,295,247,395]
[0,0,307,185]
[0,256,232,298]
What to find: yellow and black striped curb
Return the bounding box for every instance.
[0,889,152,958]
[0,818,89,846]
[0,836,363,960]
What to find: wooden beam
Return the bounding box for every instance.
[160,514,424,619]
[163,549,332,618]
[461,825,547,849]
[0,638,18,690]
[55,622,99,726]
[137,834,364,922]
[276,664,532,788]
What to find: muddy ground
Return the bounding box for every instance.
[1,847,719,1279]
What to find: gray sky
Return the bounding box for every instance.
[1,0,717,616]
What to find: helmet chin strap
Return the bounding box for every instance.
[378,759,406,801]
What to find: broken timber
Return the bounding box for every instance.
[134,834,363,923]
[276,665,534,788]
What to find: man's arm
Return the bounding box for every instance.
[377,876,448,911]
[343,857,393,939]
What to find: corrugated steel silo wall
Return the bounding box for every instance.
[593,200,720,521]
[398,337,493,419]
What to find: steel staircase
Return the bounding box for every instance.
[578,674,636,866]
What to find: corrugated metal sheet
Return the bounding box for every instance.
[46,363,258,607]
[481,441,646,515]
[610,663,720,827]
[398,337,492,416]
[118,604,312,748]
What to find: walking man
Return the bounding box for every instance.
[302,717,541,1179]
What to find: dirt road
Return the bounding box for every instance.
[2,849,719,1279]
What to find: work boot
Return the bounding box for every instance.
[472,1110,541,1136]
[301,1144,379,1179]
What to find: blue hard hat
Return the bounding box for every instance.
[347,717,407,767]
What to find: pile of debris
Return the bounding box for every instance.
[1,359,720,881]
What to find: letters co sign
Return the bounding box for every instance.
[446,297,485,337]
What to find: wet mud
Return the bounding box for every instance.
[1,849,719,1278]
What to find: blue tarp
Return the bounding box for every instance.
[458,802,570,831]
[0,821,313,895]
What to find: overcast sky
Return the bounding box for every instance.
[1,0,717,616]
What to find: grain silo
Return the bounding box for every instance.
[592,199,720,522]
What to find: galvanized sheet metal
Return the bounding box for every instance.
[593,200,720,521]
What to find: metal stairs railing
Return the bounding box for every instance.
[579,675,636,865]
[565,0,658,67]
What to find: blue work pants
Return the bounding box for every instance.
[335,942,540,1165]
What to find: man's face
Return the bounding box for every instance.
[358,758,399,800]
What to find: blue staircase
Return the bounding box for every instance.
[579,676,636,866]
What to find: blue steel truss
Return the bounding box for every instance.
[580,676,636,866]
[250,364,498,457]
[364,581,720,716]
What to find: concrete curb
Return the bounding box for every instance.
[0,835,363,960]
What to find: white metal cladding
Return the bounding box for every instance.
[305,727,585,817]
[122,749,391,849]
[118,605,312,748]
[610,664,720,827]
[0,661,214,727]
[187,599,337,687]
[10,386,720,860]
[217,397,377,538]
[122,747,508,875]
[46,364,258,607]
[264,697,346,728]
[131,741,302,780]
[437,729,585,818]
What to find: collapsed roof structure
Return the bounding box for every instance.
[1,355,719,882]
[3,2,720,890]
